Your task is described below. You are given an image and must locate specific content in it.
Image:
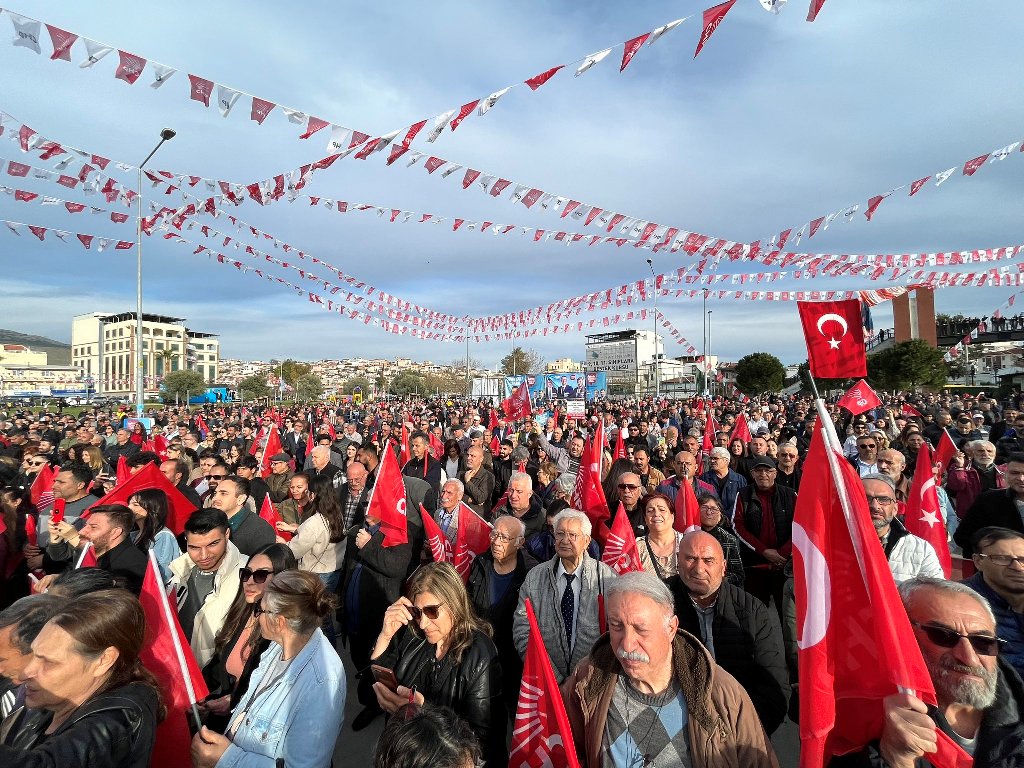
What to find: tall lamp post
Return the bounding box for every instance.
[707,310,713,396]
[135,128,176,416]
[646,259,659,399]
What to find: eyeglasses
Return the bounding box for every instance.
[253,601,276,618]
[26,459,47,466]
[858,443,876,449]
[489,531,521,543]
[240,567,275,584]
[865,494,897,506]
[976,553,1024,568]
[205,474,227,480]
[699,504,721,513]
[617,483,641,491]
[554,530,583,541]
[911,622,1004,656]
[408,603,444,622]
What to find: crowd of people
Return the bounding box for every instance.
[1,385,1024,766]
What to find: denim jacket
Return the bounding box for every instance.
[217,628,345,768]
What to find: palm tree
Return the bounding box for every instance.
[158,348,176,378]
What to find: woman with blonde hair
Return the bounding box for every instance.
[370,562,505,768]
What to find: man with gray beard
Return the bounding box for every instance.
[833,577,1024,767]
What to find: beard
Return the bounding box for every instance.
[928,656,998,709]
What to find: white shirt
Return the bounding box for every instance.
[555,558,585,649]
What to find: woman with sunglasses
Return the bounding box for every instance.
[191,569,345,768]
[199,543,297,732]
[370,562,505,768]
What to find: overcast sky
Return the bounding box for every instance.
[0,1,1021,368]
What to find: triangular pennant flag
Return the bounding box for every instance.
[575,48,612,76]
[216,85,242,117]
[525,65,563,90]
[620,33,651,71]
[695,0,738,57]
[10,14,42,54]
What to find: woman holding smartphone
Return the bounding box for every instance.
[370,562,505,768]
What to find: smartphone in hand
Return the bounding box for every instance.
[370,665,399,692]
[51,498,66,525]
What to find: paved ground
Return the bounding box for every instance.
[332,643,801,767]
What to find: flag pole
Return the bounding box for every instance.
[148,549,204,731]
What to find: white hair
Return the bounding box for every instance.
[552,508,592,538]
[606,571,675,624]
[509,471,532,487]
[709,446,730,460]
[443,478,465,494]
[898,577,996,626]
[494,514,526,540]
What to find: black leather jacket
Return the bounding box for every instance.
[0,681,159,768]
[377,627,506,768]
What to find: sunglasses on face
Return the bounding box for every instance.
[240,567,275,584]
[205,474,227,480]
[618,483,641,491]
[912,622,1004,656]
[408,603,444,622]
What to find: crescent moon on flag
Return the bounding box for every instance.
[817,313,849,337]
[793,522,831,650]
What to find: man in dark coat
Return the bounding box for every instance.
[402,431,445,495]
[670,531,790,734]
[955,454,1024,556]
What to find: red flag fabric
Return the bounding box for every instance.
[701,411,717,453]
[24,514,37,547]
[138,552,209,768]
[524,65,564,90]
[902,403,924,418]
[613,427,626,460]
[551,408,560,430]
[904,443,952,578]
[76,543,98,568]
[620,33,651,71]
[419,504,451,563]
[602,503,642,575]
[453,503,492,582]
[807,0,828,21]
[489,434,500,455]
[730,412,752,444]
[488,409,500,431]
[195,415,209,438]
[797,300,868,379]
[836,379,882,416]
[86,463,197,535]
[572,422,611,544]
[399,424,411,468]
[673,474,702,534]
[116,455,130,486]
[258,495,292,542]
[501,382,532,421]
[794,427,967,766]
[934,429,958,475]
[428,431,444,461]
[366,441,409,547]
[305,431,314,460]
[694,0,738,58]
[30,462,55,509]
[259,428,284,477]
[509,599,582,768]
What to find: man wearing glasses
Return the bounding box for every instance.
[863,473,943,584]
[833,577,1024,767]
[962,527,1024,680]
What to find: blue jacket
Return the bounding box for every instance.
[963,572,1024,680]
[218,629,345,768]
[700,469,747,519]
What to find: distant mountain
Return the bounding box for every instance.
[0,329,71,365]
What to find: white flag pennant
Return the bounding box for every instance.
[79,38,113,68]
[52,229,69,242]
[758,0,788,13]
[41,196,60,205]
[935,166,957,186]
[216,85,242,118]
[149,63,176,88]
[477,174,496,192]
[575,48,612,77]
[478,87,510,115]
[281,108,307,124]
[406,151,423,167]
[426,110,456,143]
[9,14,42,54]
[843,204,859,220]
[440,163,463,179]
[4,221,23,236]
[822,210,841,231]
[325,125,351,153]
[990,143,1020,162]
[648,18,685,45]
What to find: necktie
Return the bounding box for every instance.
[561,573,576,647]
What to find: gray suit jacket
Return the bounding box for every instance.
[513,554,616,683]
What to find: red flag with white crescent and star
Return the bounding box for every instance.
[836,379,882,416]
[933,428,958,475]
[366,441,408,547]
[903,443,952,578]
[797,300,867,379]
[601,503,642,575]
[794,428,969,767]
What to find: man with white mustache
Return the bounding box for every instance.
[561,571,778,767]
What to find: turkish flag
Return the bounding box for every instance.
[602,503,642,575]
[419,504,451,563]
[794,428,968,766]
[367,441,408,547]
[116,455,130,485]
[259,428,284,477]
[572,422,611,544]
[613,427,626,460]
[673,474,702,534]
[501,382,532,421]
[258,496,291,542]
[138,552,209,768]
[85,463,197,535]
[30,462,56,509]
[902,403,924,418]
[509,599,582,768]
[836,379,882,416]
[730,412,752,444]
[797,300,867,379]
[453,503,492,582]
[933,429,958,475]
[904,443,952,578]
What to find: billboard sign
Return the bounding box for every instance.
[584,340,636,374]
[504,372,607,402]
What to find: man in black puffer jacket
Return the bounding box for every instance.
[670,531,790,735]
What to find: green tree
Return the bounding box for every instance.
[161,370,207,403]
[796,361,853,393]
[239,374,271,401]
[735,352,786,394]
[867,340,948,391]
[340,376,371,395]
[279,359,312,386]
[945,357,968,382]
[500,347,545,375]
[390,371,427,396]
[294,373,324,401]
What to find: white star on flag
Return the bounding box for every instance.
[919,510,940,527]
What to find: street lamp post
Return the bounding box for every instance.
[135,128,176,417]
[707,310,713,396]
[702,289,709,396]
[646,259,659,399]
